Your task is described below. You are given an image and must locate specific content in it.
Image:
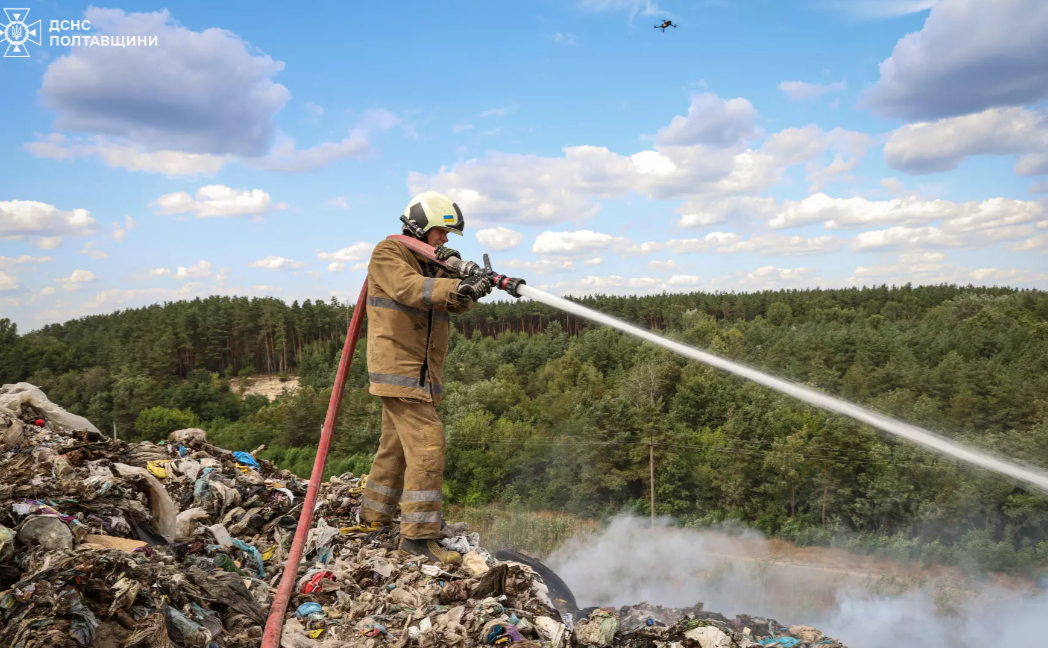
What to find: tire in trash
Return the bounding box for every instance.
[494,549,579,613]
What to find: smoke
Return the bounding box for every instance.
[545,515,1048,648]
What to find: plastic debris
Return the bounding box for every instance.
[18,515,74,550]
[0,382,848,648]
[233,451,260,470]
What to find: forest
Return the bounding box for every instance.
[2,283,1048,575]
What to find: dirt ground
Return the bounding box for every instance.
[229,374,299,401]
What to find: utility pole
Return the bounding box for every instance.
[649,440,656,529]
[112,421,117,441]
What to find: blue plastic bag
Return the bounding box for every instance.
[233,452,260,470]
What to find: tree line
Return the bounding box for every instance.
[2,283,1048,574]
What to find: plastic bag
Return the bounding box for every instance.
[113,463,178,542]
[0,382,100,433]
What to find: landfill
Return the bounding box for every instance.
[0,382,848,648]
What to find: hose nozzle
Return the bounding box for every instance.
[444,254,526,298]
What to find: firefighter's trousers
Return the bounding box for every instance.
[361,396,446,539]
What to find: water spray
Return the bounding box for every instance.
[515,284,1048,494]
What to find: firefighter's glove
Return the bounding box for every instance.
[434,245,461,262]
[457,275,492,301]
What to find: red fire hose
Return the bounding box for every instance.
[260,278,368,647]
[261,235,451,647]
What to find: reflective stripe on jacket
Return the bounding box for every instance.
[365,238,475,405]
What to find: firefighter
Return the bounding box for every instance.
[360,191,493,564]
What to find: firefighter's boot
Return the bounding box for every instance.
[399,537,462,565]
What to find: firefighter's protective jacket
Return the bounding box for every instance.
[365,238,475,405]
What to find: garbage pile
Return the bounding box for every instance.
[0,382,847,648]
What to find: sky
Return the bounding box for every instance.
[0,0,1046,332]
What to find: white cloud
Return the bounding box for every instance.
[476,227,523,251]
[245,131,370,174]
[54,269,97,291]
[769,193,1044,236]
[503,258,577,274]
[150,268,171,276]
[647,259,684,272]
[852,224,1035,252]
[327,262,346,272]
[247,256,306,271]
[174,260,213,280]
[825,0,939,20]
[656,94,758,148]
[35,237,64,250]
[584,257,604,266]
[0,271,18,291]
[39,8,290,157]
[666,232,741,253]
[453,123,475,133]
[0,200,96,243]
[153,185,287,218]
[1008,233,1048,253]
[77,242,109,259]
[327,197,351,210]
[533,230,614,255]
[215,268,231,282]
[479,104,518,118]
[24,134,231,177]
[317,242,374,264]
[39,287,55,297]
[538,275,666,296]
[536,264,820,295]
[552,32,577,46]
[898,251,946,263]
[665,231,845,256]
[853,254,1048,286]
[612,238,665,257]
[883,107,1048,175]
[251,285,283,293]
[777,80,847,102]
[304,101,324,123]
[0,255,52,269]
[677,196,778,228]
[714,233,848,256]
[714,265,819,289]
[860,0,1048,120]
[577,0,665,17]
[665,275,700,287]
[248,109,398,174]
[112,218,133,241]
[410,101,866,225]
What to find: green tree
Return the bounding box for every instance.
[135,406,200,442]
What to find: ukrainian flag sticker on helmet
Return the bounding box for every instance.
[443,214,455,225]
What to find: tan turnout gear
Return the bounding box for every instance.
[365,238,474,404]
[362,237,474,540]
[363,397,447,538]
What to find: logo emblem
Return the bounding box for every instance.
[1,8,41,58]
[443,214,455,224]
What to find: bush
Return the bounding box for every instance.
[134,406,199,442]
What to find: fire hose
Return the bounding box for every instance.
[261,235,524,647]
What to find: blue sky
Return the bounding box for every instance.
[1,0,1046,332]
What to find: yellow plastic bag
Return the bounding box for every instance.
[146,460,169,479]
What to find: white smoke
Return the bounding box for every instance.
[545,516,1048,648]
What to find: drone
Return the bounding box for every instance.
[655,20,677,32]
